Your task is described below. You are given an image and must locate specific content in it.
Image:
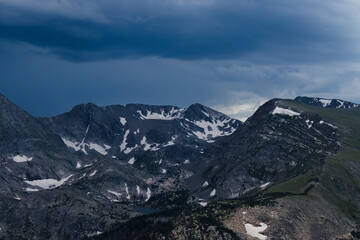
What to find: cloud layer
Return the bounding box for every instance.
[1,0,360,119]
[1,0,360,63]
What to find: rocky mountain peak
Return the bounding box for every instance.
[294,96,359,108]
[0,94,359,240]
[184,103,223,121]
[0,93,64,153]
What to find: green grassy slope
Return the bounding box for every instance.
[267,100,360,221]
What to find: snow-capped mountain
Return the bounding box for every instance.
[0,93,241,239]
[38,102,240,171]
[1,93,359,240]
[180,99,340,203]
[94,98,358,240]
[294,96,359,108]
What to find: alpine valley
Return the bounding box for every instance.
[0,93,359,240]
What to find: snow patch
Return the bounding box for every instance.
[260,182,270,189]
[336,100,344,108]
[199,202,208,207]
[87,231,103,237]
[161,168,167,174]
[75,124,90,154]
[125,183,131,200]
[124,145,137,154]
[128,157,136,165]
[120,130,130,152]
[305,120,313,129]
[191,118,236,142]
[201,109,210,117]
[107,190,122,198]
[119,117,127,126]
[62,137,110,155]
[244,223,268,240]
[141,136,160,151]
[76,162,81,169]
[137,108,184,120]
[145,187,151,201]
[88,143,111,155]
[163,136,177,147]
[11,155,33,163]
[89,170,97,177]
[79,173,87,180]
[184,159,190,164]
[319,99,332,107]
[210,188,216,197]
[202,181,209,187]
[62,138,83,152]
[319,120,337,129]
[136,185,140,195]
[24,175,73,190]
[25,188,39,192]
[272,107,300,117]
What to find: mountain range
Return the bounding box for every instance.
[0,93,359,240]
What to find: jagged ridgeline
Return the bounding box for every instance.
[0,93,359,240]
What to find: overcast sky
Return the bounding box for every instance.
[1,0,360,121]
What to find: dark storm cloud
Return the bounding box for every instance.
[1,0,360,120]
[1,0,358,62]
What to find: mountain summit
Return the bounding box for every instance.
[0,94,359,240]
[294,96,359,109]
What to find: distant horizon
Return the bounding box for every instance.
[2,91,359,123]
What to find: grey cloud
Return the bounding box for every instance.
[0,0,109,24]
[0,0,359,63]
[1,41,360,119]
[1,0,360,120]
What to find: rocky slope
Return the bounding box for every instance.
[0,93,359,240]
[294,96,359,109]
[182,99,340,204]
[0,93,240,239]
[90,97,360,240]
[38,102,240,173]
